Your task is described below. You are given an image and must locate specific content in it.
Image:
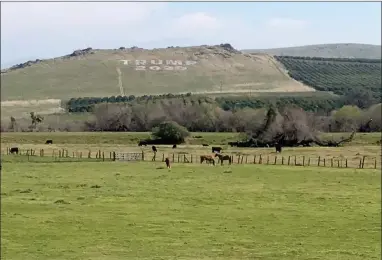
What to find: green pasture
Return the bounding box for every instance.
[1,161,380,260]
[1,131,380,146]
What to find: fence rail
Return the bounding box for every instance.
[3,147,380,169]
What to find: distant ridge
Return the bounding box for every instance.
[242,43,381,59]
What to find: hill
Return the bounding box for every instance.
[0,44,313,101]
[275,56,381,104]
[242,43,381,59]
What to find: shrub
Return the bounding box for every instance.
[152,121,190,143]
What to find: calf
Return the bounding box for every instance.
[45,139,53,144]
[165,157,171,169]
[212,146,222,153]
[152,145,157,153]
[202,143,209,147]
[10,147,19,154]
[172,144,177,149]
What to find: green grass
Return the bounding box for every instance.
[1,161,380,259]
[1,131,380,146]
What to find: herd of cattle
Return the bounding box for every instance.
[8,139,279,167]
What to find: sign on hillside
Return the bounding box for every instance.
[119,59,197,71]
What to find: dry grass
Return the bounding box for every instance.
[1,46,314,101]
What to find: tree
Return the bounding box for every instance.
[152,121,190,143]
[29,112,44,131]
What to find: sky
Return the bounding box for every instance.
[1,1,381,67]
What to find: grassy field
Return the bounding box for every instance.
[2,132,381,169]
[2,161,380,260]
[1,45,313,101]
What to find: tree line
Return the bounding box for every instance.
[4,98,380,134]
[65,93,358,114]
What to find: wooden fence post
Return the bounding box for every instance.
[331,158,333,167]
[237,155,240,164]
[288,156,290,165]
[282,156,284,165]
[362,156,366,169]
[307,157,310,166]
[253,155,256,164]
[294,156,297,166]
[172,154,175,162]
[345,158,348,168]
[274,156,277,165]
[337,159,340,168]
[102,152,105,161]
[245,156,248,164]
[266,156,269,165]
[359,158,362,168]
[241,156,244,164]
[318,156,320,166]
[323,158,326,167]
[259,155,262,164]
[302,156,305,166]
[374,157,377,169]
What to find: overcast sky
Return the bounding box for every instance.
[1,1,381,67]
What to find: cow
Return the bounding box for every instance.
[172,144,177,149]
[202,143,209,147]
[275,143,282,153]
[165,157,171,169]
[138,140,147,146]
[10,147,19,154]
[212,146,222,153]
[45,139,53,144]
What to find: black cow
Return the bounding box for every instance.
[172,144,177,149]
[212,147,222,153]
[10,147,19,154]
[152,145,157,153]
[45,140,53,144]
[138,140,147,146]
[202,143,209,147]
[275,143,282,153]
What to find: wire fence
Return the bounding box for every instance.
[2,147,381,170]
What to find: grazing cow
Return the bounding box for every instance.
[200,155,215,166]
[275,143,282,153]
[212,146,222,153]
[138,140,147,146]
[202,143,209,147]
[10,147,19,154]
[152,146,157,153]
[215,153,232,165]
[172,144,177,149]
[45,139,53,144]
[165,157,171,169]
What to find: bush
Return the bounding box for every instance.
[152,121,190,143]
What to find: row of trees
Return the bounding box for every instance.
[2,100,381,133]
[65,93,360,114]
[276,56,381,102]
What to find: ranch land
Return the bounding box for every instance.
[1,131,381,259]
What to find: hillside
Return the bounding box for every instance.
[275,56,381,102]
[0,44,313,101]
[242,43,381,59]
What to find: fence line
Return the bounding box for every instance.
[3,147,380,170]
